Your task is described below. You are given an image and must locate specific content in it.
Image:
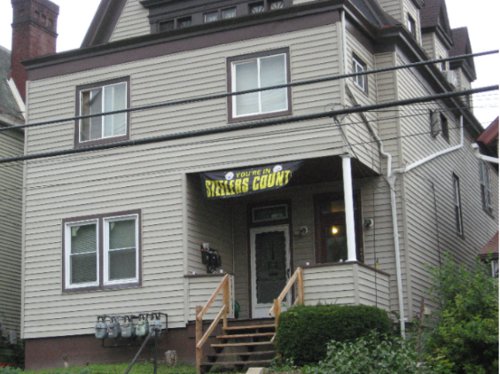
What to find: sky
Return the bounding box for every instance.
[0,0,498,127]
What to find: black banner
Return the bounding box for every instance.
[201,161,302,199]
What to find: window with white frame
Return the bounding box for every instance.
[77,78,128,145]
[352,55,368,93]
[479,160,493,215]
[429,110,440,138]
[229,49,290,119]
[64,212,140,290]
[452,174,464,236]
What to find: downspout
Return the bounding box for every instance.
[369,126,406,338]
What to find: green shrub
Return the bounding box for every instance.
[303,332,420,374]
[275,304,392,364]
[427,256,499,374]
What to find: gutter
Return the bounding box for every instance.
[471,143,499,164]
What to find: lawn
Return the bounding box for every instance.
[0,363,197,374]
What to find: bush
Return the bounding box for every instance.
[275,304,392,364]
[427,256,498,374]
[303,332,420,374]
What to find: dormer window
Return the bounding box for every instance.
[148,0,291,32]
[221,7,237,19]
[249,2,265,14]
[407,14,417,39]
[178,16,192,29]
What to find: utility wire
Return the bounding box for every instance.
[0,84,495,164]
[0,101,484,172]
[0,50,496,135]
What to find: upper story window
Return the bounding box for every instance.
[479,160,493,215]
[352,55,368,93]
[148,1,291,32]
[63,212,141,291]
[407,14,417,39]
[440,113,449,142]
[452,174,464,237]
[228,48,291,121]
[76,78,129,147]
[429,110,440,138]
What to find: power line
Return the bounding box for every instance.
[0,84,495,164]
[0,101,484,172]
[0,50,496,135]
[0,122,469,195]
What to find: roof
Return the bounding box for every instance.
[420,0,453,46]
[449,27,476,80]
[0,46,24,125]
[478,117,499,146]
[351,0,398,29]
[479,231,499,259]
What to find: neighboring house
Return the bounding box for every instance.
[0,0,58,350]
[0,46,24,346]
[17,0,498,370]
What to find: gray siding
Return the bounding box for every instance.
[109,0,150,43]
[0,129,23,338]
[24,23,382,339]
[303,263,390,311]
[186,275,234,321]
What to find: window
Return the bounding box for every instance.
[249,2,265,14]
[228,49,290,120]
[77,78,129,146]
[407,14,416,38]
[269,0,285,9]
[440,113,449,142]
[452,174,464,236]
[479,160,493,215]
[63,212,140,290]
[177,16,192,28]
[204,11,219,23]
[429,110,440,138]
[352,55,368,93]
[221,7,237,19]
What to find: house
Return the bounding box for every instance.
[15,0,498,370]
[0,0,58,358]
[0,46,24,348]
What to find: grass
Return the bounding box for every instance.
[1,363,197,374]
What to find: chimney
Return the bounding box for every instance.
[10,0,59,101]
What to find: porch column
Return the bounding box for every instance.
[341,154,357,262]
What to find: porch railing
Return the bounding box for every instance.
[195,274,231,374]
[269,267,304,332]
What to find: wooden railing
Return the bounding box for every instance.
[195,274,231,374]
[269,267,304,330]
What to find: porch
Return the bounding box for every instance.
[185,154,392,321]
[189,262,389,373]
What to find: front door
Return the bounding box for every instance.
[250,225,290,318]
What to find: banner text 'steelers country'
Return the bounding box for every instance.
[201,161,301,199]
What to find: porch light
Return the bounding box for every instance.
[330,225,340,235]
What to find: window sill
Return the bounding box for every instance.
[228,108,292,124]
[74,134,130,149]
[63,282,141,294]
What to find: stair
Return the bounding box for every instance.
[200,320,276,373]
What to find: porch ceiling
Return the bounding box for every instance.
[290,156,379,186]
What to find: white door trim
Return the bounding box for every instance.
[250,224,291,319]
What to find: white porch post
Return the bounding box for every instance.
[342,154,357,262]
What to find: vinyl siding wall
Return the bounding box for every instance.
[109,0,150,43]
[23,23,386,339]
[345,22,380,171]
[395,48,499,317]
[372,50,411,316]
[0,129,23,338]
